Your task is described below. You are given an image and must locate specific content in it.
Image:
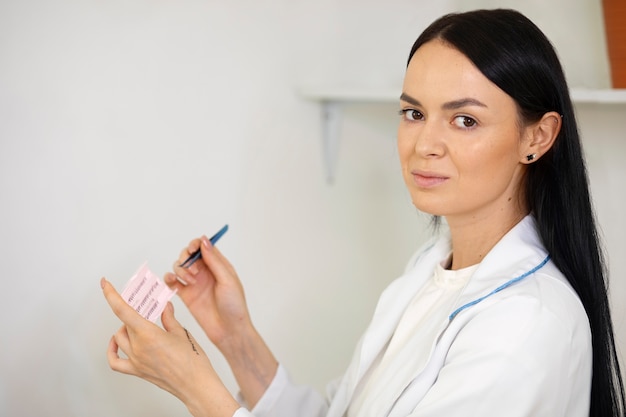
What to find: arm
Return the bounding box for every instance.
[164,235,278,408]
[101,278,241,417]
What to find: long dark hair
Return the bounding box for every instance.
[408,9,625,417]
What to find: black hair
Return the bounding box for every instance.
[408,9,625,417]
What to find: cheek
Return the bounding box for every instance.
[454,139,519,184]
[396,128,414,164]
[458,150,521,198]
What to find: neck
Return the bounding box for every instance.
[446,209,528,270]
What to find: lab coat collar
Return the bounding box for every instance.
[328,215,549,417]
[450,215,549,320]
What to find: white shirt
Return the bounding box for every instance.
[348,258,478,416]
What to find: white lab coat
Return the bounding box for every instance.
[234,215,592,417]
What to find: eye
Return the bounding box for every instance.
[399,109,424,121]
[452,115,478,129]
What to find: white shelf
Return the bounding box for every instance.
[299,87,626,183]
[300,87,626,104]
[570,88,626,104]
[299,87,399,103]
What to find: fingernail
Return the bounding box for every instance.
[202,235,212,249]
[100,277,106,289]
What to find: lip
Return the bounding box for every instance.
[411,170,449,188]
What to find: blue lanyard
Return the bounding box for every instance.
[448,255,551,321]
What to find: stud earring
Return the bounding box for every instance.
[526,154,537,162]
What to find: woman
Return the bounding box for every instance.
[102,9,625,417]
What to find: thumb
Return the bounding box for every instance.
[199,236,224,279]
[199,236,235,285]
[161,302,182,333]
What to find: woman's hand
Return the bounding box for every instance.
[164,236,252,349]
[101,278,240,417]
[163,236,278,408]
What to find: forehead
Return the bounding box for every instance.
[402,40,514,109]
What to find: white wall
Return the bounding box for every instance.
[0,1,622,416]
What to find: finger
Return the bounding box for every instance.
[113,325,132,355]
[161,302,184,334]
[170,261,197,285]
[107,336,135,375]
[181,239,202,274]
[101,277,145,329]
[200,239,237,283]
[172,239,204,280]
[163,271,191,289]
[186,237,202,255]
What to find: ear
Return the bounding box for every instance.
[520,111,562,164]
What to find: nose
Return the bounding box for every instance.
[412,119,445,158]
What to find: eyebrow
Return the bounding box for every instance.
[399,93,488,110]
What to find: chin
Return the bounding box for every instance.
[410,195,449,217]
[412,204,447,218]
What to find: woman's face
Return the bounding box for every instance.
[398,40,529,224]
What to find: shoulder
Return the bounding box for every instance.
[457,261,591,361]
[430,267,593,416]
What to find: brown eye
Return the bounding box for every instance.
[399,109,424,121]
[453,115,477,128]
